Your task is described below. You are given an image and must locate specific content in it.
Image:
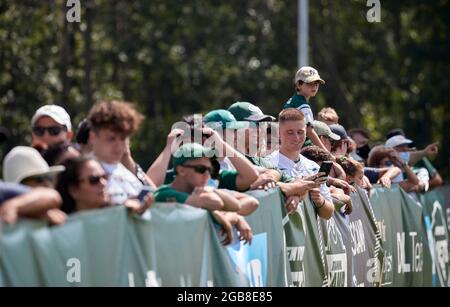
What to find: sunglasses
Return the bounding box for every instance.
[80,174,108,185]
[181,164,212,175]
[32,125,67,137]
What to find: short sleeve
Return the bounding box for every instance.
[218,170,238,191]
[154,185,189,203]
[0,182,31,205]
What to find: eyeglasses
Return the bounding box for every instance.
[32,125,67,137]
[181,164,212,175]
[79,174,108,185]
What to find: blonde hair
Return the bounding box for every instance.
[317,107,339,124]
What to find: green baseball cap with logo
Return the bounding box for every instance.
[203,109,249,130]
[172,143,216,169]
[228,102,275,122]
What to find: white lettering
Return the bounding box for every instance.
[66,258,81,283]
[366,0,381,23]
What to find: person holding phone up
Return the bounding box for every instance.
[266,108,334,220]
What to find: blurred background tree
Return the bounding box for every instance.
[0,0,448,180]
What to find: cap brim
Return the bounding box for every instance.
[18,165,65,183]
[328,132,341,141]
[245,114,276,122]
[304,76,325,85]
[225,121,250,129]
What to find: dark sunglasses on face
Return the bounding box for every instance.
[32,125,67,137]
[181,164,212,175]
[80,174,108,185]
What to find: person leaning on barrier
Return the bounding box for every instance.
[87,100,156,205]
[266,108,335,220]
[3,146,65,189]
[227,102,314,214]
[0,181,63,225]
[154,143,253,245]
[367,145,420,193]
[301,145,354,215]
[385,132,442,190]
[56,156,153,216]
[336,156,373,198]
[152,113,258,196]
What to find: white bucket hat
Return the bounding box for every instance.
[2,146,65,183]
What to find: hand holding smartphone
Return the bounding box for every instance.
[137,186,155,202]
[318,161,333,178]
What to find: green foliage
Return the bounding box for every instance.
[0,0,448,179]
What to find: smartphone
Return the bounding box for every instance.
[137,186,155,202]
[318,161,333,177]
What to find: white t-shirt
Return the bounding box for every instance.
[101,162,143,205]
[266,150,332,202]
[219,157,236,171]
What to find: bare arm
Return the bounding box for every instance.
[147,129,184,186]
[0,188,62,224]
[399,164,420,192]
[310,188,334,220]
[409,143,439,165]
[185,190,224,211]
[213,189,241,212]
[229,191,259,216]
[307,126,329,153]
[206,128,258,191]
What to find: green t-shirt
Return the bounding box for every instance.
[283,93,314,124]
[414,158,437,178]
[154,184,189,203]
[217,170,238,190]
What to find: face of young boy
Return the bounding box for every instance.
[90,128,127,164]
[279,120,306,153]
[298,81,320,98]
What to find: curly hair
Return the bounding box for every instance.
[367,145,393,168]
[336,156,363,177]
[301,145,333,163]
[317,107,339,124]
[88,100,144,136]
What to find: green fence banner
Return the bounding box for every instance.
[370,186,432,287]
[420,189,450,287]
[283,196,327,287]
[0,185,449,287]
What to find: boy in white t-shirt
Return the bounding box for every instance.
[267,108,334,219]
[88,100,156,205]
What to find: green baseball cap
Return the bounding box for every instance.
[172,143,215,169]
[203,109,249,130]
[228,102,275,122]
